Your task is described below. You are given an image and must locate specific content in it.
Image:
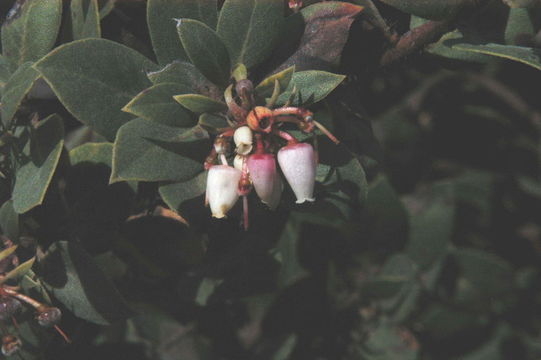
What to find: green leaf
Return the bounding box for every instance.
[34,38,158,141]
[451,248,515,306]
[123,83,196,127]
[198,113,229,133]
[272,335,298,360]
[98,0,116,19]
[452,43,541,71]
[12,114,64,214]
[0,257,35,285]
[0,55,12,86]
[0,245,18,262]
[276,71,345,106]
[405,182,455,269]
[71,0,101,40]
[69,142,113,167]
[274,2,363,72]
[111,118,210,183]
[147,0,218,65]
[159,171,207,215]
[1,0,63,67]
[505,8,534,45]
[380,0,465,20]
[147,61,219,98]
[177,19,231,86]
[195,277,223,306]
[217,0,284,69]
[255,66,295,98]
[0,200,19,241]
[360,323,419,360]
[1,62,40,127]
[40,241,133,325]
[174,94,228,114]
[361,276,409,300]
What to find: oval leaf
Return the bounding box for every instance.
[0,201,19,241]
[71,0,101,40]
[1,62,40,127]
[111,118,210,183]
[255,65,295,98]
[276,70,345,106]
[217,0,284,69]
[177,19,231,87]
[452,43,541,71]
[380,0,466,20]
[34,39,158,141]
[123,83,196,127]
[1,0,63,67]
[0,257,35,285]
[146,61,220,99]
[147,0,218,65]
[173,93,228,114]
[272,2,363,72]
[40,241,133,325]
[12,114,64,214]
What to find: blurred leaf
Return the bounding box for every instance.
[361,276,409,300]
[159,171,207,215]
[111,118,209,183]
[0,257,35,284]
[1,62,40,127]
[405,182,455,270]
[177,19,231,87]
[379,254,421,322]
[0,245,17,262]
[174,93,228,113]
[380,0,465,20]
[360,323,419,360]
[452,43,541,71]
[276,70,345,106]
[217,0,284,69]
[272,335,297,360]
[147,61,220,98]
[503,0,537,7]
[417,303,489,339]
[71,0,101,40]
[1,0,62,67]
[360,175,408,255]
[517,175,541,198]
[34,38,158,141]
[147,0,218,65]
[275,2,363,72]
[123,83,196,127]
[12,114,64,214]
[451,248,515,306]
[40,241,133,325]
[0,200,19,241]
[255,65,295,98]
[195,278,223,306]
[505,7,534,45]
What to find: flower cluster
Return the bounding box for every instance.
[204,80,339,229]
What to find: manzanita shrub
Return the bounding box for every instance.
[0,0,540,358]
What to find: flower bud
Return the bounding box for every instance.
[1,335,21,356]
[233,126,253,155]
[277,143,316,204]
[36,306,62,327]
[247,107,274,133]
[247,154,281,208]
[206,165,242,218]
[0,297,22,320]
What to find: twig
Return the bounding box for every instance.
[380,19,454,66]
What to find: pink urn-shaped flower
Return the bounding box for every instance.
[247,153,281,209]
[277,142,316,204]
[206,165,242,218]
